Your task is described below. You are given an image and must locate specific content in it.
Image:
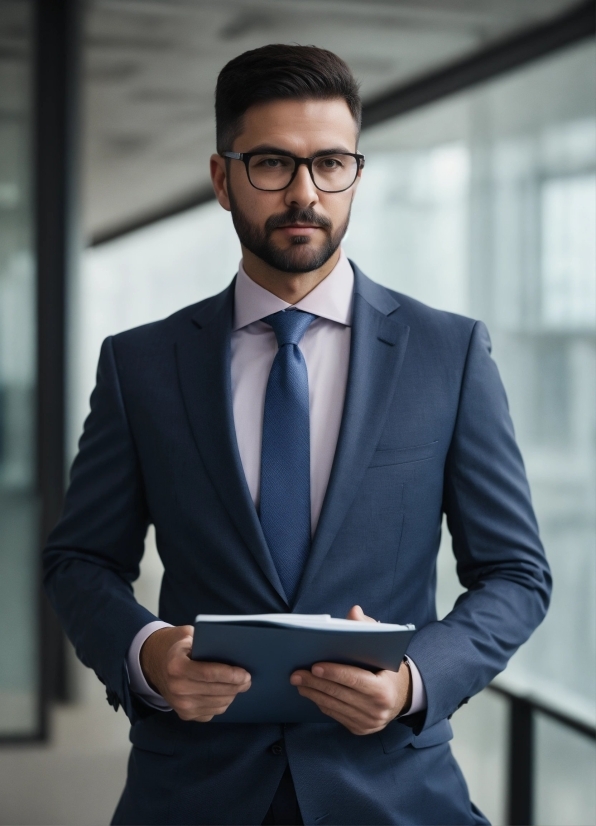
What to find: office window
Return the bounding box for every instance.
[535,712,596,826]
[73,203,240,457]
[541,171,596,329]
[0,0,38,737]
[345,39,596,825]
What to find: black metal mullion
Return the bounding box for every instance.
[89,185,215,247]
[362,1,596,129]
[35,0,82,734]
[507,696,534,826]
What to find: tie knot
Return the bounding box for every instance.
[262,309,316,347]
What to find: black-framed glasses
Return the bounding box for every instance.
[221,150,365,193]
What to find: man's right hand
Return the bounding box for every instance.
[140,625,251,722]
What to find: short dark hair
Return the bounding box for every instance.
[215,44,361,153]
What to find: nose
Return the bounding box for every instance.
[284,162,319,209]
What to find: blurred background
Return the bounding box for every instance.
[0,1,595,824]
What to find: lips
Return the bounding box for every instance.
[277,225,320,236]
[279,224,319,229]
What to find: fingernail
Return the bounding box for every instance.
[312,666,324,677]
[290,674,302,685]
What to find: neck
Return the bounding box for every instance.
[240,246,340,303]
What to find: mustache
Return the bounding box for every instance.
[265,208,332,234]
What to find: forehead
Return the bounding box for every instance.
[233,98,358,153]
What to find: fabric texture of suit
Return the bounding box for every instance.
[43,263,551,825]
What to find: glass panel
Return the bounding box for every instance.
[344,39,596,814]
[449,689,508,826]
[0,0,38,736]
[535,714,596,826]
[72,202,239,456]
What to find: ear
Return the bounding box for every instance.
[210,154,231,211]
[350,162,363,198]
[355,156,364,183]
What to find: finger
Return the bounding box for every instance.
[346,605,365,621]
[346,605,376,623]
[175,678,254,720]
[181,659,251,685]
[299,684,391,732]
[291,671,360,704]
[175,626,195,652]
[314,705,386,736]
[296,685,382,729]
[176,701,235,722]
[172,691,243,716]
[171,680,251,698]
[307,698,379,734]
[294,664,379,694]
[188,698,237,713]
[292,672,381,712]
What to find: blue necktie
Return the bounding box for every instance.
[260,309,316,604]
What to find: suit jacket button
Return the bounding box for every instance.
[270,742,284,756]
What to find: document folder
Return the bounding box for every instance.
[191,614,415,723]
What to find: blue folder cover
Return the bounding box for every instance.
[191,618,415,723]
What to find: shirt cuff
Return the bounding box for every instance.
[127,620,174,711]
[399,655,427,717]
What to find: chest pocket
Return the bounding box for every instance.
[369,440,438,468]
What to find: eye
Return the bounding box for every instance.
[315,156,344,170]
[252,155,293,169]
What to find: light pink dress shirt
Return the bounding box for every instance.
[127,250,426,716]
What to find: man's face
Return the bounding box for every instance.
[213,98,361,274]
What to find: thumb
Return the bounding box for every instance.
[346,605,376,623]
[177,624,195,652]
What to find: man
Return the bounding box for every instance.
[44,45,551,825]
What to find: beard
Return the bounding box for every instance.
[228,189,351,274]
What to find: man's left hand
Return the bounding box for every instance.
[289,605,412,735]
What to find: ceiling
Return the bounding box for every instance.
[83,0,583,240]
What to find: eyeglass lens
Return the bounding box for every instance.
[247,154,358,192]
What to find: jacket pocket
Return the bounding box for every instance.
[378,717,453,754]
[410,718,454,749]
[369,440,438,468]
[130,718,176,755]
[378,720,415,753]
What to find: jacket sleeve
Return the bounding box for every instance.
[43,336,158,723]
[406,320,552,730]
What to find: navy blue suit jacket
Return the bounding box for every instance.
[43,264,551,825]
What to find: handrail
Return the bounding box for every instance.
[487,682,596,740]
[484,680,595,825]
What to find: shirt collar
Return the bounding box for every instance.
[233,249,354,331]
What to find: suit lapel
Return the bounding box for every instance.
[175,283,287,604]
[295,266,410,606]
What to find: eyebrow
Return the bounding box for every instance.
[243,144,356,156]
